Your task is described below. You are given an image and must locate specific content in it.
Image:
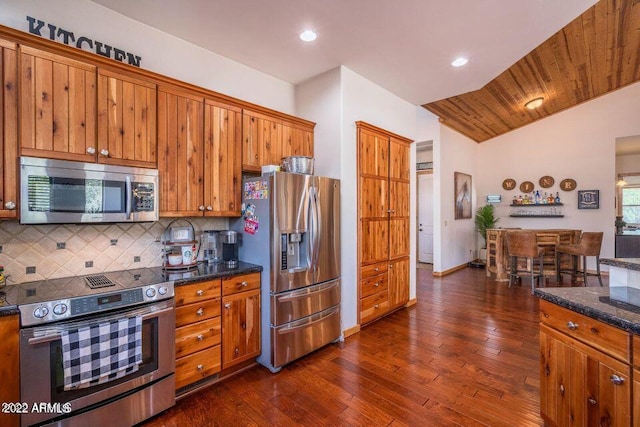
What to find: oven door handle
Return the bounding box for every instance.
[27,306,174,346]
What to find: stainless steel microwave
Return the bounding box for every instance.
[20,157,158,224]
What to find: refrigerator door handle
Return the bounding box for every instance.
[313,187,321,270]
[309,186,320,273]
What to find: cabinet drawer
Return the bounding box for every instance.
[361,262,388,279]
[175,280,221,306]
[222,272,260,296]
[360,274,388,298]
[539,300,630,363]
[360,290,389,324]
[175,299,221,328]
[175,345,221,390]
[175,317,221,359]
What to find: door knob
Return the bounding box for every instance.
[419,228,423,232]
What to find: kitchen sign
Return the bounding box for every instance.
[25,16,142,67]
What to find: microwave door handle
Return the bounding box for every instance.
[125,176,133,220]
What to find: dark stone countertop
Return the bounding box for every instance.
[600,258,640,271]
[0,261,263,317]
[534,286,640,334]
[164,261,263,286]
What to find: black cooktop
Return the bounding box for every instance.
[11,267,168,306]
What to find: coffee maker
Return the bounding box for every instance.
[202,230,238,268]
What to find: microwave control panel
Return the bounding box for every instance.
[132,183,155,212]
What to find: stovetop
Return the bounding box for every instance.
[13,267,168,306]
[15,267,174,327]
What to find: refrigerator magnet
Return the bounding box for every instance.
[244,218,259,235]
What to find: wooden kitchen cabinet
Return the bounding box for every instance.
[221,273,261,369]
[242,109,314,172]
[157,86,205,217]
[97,69,157,168]
[357,121,412,325]
[539,300,631,426]
[0,39,17,219]
[0,313,19,427]
[174,280,222,392]
[204,99,242,216]
[19,45,97,163]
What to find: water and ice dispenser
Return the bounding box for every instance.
[280,232,309,271]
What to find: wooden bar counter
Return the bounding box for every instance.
[486,229,581,282]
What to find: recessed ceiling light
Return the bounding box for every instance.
[451,57,468,67]
[525,97,544,109]
[299,30,317,42]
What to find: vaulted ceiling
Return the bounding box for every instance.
[423,0,640,143]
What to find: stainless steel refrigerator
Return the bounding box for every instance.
[232,172,340,372]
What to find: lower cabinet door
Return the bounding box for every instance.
[222,289,261,369]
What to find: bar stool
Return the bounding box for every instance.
[506,231,545,294]
[555,232,604,286]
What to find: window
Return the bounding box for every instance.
[621,186,640,225]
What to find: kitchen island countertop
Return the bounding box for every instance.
[535,286,640,334]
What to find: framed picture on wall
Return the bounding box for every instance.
[578,190,599,209]
[454,172,472,219]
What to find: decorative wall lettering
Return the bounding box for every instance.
[26,16,142,67]
[502,179,516,190]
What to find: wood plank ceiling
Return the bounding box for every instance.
[423,0,640,143]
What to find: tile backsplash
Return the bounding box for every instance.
[0,218,228,284]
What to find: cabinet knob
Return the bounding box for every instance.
[374,282,379,287]
[374,304,379,309]
[224,303,231,309]
[196,334,204,341]
[196,308,204,316]
[100,149,109,157]
[566,321,578,330]
[240,281,248,287]
[374,268,379,272]
[559,384,565,395]
[241,322,246,330]
[4,201,16,210]
[588,398,597,405]
[197,364,204,371]
[86,147,96,155]
[234,347,239,355]
[206,205,213,211]
[196,290,204,296]
[199,205,205,211]
[610,374,625,385]
[389,264,394,269]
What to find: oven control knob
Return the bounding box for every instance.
[53,303,68,316]
[33,306,49,318]
[158,286,168,296]
[145,288,157,298]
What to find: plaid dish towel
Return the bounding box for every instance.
[61,316,142,390]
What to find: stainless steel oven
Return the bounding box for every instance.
[20,299,175,427]
[20,156,158,224]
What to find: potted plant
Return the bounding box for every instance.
[615,216,626,234]
[475,204,499,264]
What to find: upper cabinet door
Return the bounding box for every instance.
[97,69,157,168]
[0,39,18,219]
[157,86,205,217]
[359,128,388,179]
[282,122,313,158]
[389,137,410,182]
[204,99,242,217]
[242,110,282,171]
[19,45,97,163]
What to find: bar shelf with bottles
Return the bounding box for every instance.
[510,191,564,217]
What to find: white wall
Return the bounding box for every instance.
[0,0,296,114]
[295,68,342,179]
[296,66,439,332]
[477,81,640,271]
[435,126,478,272]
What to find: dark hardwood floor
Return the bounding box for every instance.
[144,268,589,427]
